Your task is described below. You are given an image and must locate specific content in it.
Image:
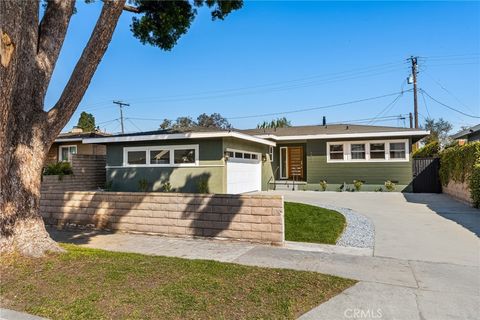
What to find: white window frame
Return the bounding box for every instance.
[269,146,274,162]
[327,143,347,162]
[123,144,199,167]
[226,148,261,163]
[279,147,288,179]
[58,145,77,162]
[327,139,409,163]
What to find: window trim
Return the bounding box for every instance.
[123,144,199,167]
[279,147,288,179]
[269,146,274,162]
[225,148,261,163]
[58,145,77,162]
[326,139,409,163]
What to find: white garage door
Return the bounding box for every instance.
[226,151,262,194]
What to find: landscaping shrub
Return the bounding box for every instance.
[197,179,210,193]
[412,141,440,158]
[384,180,396,192]
[138,178,149,192]
[161,182,172,192]
[439,142,480,207]
[43,162,73,180]
[353,180,363,191]
[319,180,327,191]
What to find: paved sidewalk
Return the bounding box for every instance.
[50,229,480,320]
[0,308,46,320]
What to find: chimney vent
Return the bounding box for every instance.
[322,116,326,126]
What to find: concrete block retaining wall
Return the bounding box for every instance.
[41,155,106,192]
[40,191,284,245]
[442,181,473,206]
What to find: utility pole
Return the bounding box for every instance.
[409,56,419,128]
[113,100,130,134]
[409,112,413,128]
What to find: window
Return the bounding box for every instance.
[127,151,146,165]
[351,144,366,160]
[370,143,385,159]
[269,146,274,162]
[123,145,198,167]
[390,142,406,159]
[150,150,169,164]
[327,140,408,162]
[59,145,77,162]
[174,149,195,164]
[227,149,261,161]
[329,144,344,160]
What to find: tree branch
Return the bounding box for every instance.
[36,0,75,100]
[123,4,140,13]
[46,0,126,138]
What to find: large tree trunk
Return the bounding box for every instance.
[0,0,125,257]
[0,126,61,257]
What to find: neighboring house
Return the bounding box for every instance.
[450,124,480,145]
[84,124,428,193]
[46,127,109,165]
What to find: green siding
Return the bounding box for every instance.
[106,139,224,193]
[107,166,224,193]
[106,137,272,193]
[305,138,413,191]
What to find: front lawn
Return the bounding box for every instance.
[0,244,355,320]
[285,202,346,244]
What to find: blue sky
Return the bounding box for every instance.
[45,1,480,134]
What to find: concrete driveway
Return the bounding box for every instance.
[271,191,479,266]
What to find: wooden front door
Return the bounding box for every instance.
[288,146,304,180]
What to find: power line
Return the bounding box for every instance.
[420,89,480,119]
[420,90,431,119]
[227,90,412,120]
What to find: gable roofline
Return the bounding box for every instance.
[450,124,480,140]
[253,130,430,141]
[83,131,277,147]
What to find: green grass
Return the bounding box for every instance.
[284,202,346,244]
[1,244,355,320]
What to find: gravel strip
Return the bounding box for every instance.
[320,204,375,249]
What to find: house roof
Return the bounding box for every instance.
[241,124,429,141]
[55,131,110,142]
[450,124,480,140]
[82,127,277,147]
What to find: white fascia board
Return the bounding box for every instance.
[54,138,83,142]
[254,130,430,141]
[83,131,276,147]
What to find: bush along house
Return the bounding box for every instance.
[83,124,428,194]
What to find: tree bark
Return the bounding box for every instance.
[0,0,125,257]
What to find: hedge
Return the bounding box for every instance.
[413,141,440,158]
[439,142,480,207]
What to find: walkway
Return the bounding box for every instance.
[50,226,479,320]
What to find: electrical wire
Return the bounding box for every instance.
[420,90,432,119]
[227,90,412,120]
[420,89,480,119]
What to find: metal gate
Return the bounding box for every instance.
[412,158,441,193]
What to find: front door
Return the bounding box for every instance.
[287,146,304,180]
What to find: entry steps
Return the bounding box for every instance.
[269,180,307,191]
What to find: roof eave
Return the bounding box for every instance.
[254,130,430,141]
[82,131,276,147]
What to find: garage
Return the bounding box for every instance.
[226,150,262,194]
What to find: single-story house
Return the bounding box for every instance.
[46,127,109,165]
[83,124,428,193]
[450,124,480,145]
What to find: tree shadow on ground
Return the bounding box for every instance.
[46,170,244,245]
[403,193,479,236]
